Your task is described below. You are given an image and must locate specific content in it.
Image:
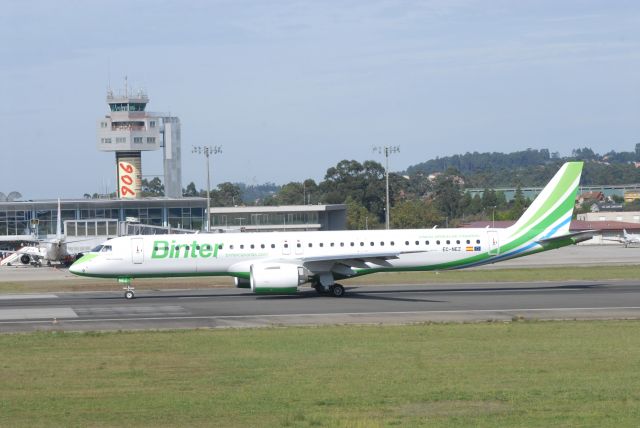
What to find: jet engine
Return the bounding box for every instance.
[250,263,307,294]
[20,254,31,265]
[234,277,251,289]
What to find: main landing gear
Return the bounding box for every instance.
[119,278,135,300]
[314,283,345,297]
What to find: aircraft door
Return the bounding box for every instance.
[282,240,291,255]
[487,231,499,256]
[131,238,144,264]
[295,240,303,255]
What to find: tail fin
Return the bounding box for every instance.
[508,162,583,241]
[56,198,62,239]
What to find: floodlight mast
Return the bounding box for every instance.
[192,146,222,232]
[373,145,400,230]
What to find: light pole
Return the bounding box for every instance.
[491,205,496,228]
[373,145,400,230]
[192,145,222,232]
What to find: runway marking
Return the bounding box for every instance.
[0,307,77,321]
[2,306,640,325]
[74,305,189,317]
[0,294,58,300]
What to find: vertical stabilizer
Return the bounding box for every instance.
[56,198,62,239]
[508,162,583,240]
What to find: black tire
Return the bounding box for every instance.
[331,284,345,297]
[124,290,135,300]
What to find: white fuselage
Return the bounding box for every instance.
[71,227,510,279]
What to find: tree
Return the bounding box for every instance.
[507,185,527,219]
[183,182,198,197]
[432,176,463,219]
[141,177,164,197]
[390,200,441,229]
[319,159,386,222]
[210,182,242,207]
[345,197,381,230]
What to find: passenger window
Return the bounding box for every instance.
[340,242,344,247]
[308,243,313,248]
[466,240,470,245]
[229,245,234,250]
[240,245,244,249]
[330,243,334,247]
[426,241,429,245]
[219,244,224,250]
[436,240,440,245]
[370,242,374,246]
[415,240,419,245]
[296,243,301,248]
[380,241,384,246]
[320,243,324,247]
[250,244,255,249]
[456,240,460,244]
[284,244,289,248]
[476,239,481,244]
[350,242,355,247]
[390,241,395,246]
[271,244,275,248]
[446,240,450,245]
[360,242,364,246]
[260,244,265,249]
[405,241,409,245]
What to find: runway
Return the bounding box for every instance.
[1,280,640,332]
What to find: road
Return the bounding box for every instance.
[1,280,640,332]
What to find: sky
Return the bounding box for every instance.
[1,0,640,199]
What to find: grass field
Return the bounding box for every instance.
[0,265,639,294]
[1,321,640,427]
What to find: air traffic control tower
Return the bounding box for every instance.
[97,85,182,198]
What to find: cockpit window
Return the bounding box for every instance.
[101,245,112,253]
[91,245,103,252]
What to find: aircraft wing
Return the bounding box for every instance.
[0,235,38,243]
[300,250,428,272]
[602,237,625,243]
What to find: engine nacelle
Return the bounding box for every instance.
[234,277,251,289]
[20,254,31,265]
[250,263,306,294]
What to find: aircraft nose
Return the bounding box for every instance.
[68,253,96,276]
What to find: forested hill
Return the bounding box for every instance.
[405,147,640,187]
[406,149,554,177]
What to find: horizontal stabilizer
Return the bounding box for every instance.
[537,230,595,247]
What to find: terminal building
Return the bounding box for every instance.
[209,205,346,232]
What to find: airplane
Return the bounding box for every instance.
[606,229,640,248]
[70,162,592,299]
[0,200,85,267]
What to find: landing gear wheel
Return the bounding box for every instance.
[124,290,135,300]
[330,284,345,297]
